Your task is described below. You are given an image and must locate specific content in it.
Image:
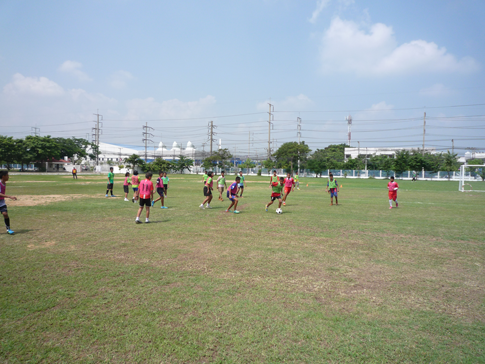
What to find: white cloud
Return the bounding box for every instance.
[309,0,331,24]
[110,70,134,89]
[320,17,479,76]
[419,84,453,97]
[3,73,64,96]
[257,94,313,111]
[58,60,92,81]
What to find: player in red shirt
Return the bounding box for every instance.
[135,172,154,223]
[387,176,399,209]
[282,172,295,206]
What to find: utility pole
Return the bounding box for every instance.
[452,139,454,155]
[267,103,274,159]
[31,126,40,136]
[422,112,426,156]
[346,115,352,147]
[142,122,154,162]
[297,117,302,173]
[208,121,217,156]
[92,111,103,165]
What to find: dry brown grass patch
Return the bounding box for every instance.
[9,194,94,206]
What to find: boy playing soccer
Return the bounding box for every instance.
[106,167,116,197]
[226,176,240,213]
[131,170,140,203]
[294,171,300,190]
[217,171,228,201]
[269,170,279,188]
[123,172,131,201]
[152,171,167,208]
[282,172,295,206]
[237,171,246,197]
[200,171,214,209]
[387,176,399,209]
[162,172,169,197]
[265,177,284,212]
[136,172,154,224]
[202,171,208,184]
[0,171,17,235]
[326,173,339,206]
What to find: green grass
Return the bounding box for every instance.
[1,174,484,363]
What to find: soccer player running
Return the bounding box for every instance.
[226,176,240,213]
[123,172,131,201]
[282,172,295,206]
[237,171,246,197]
[200,171,214,209]
[0,170,17,235]
[269,170,279,188]
[265,177,284,212]
[152,171,167,208]
[294,171,300,190]
[326,173,339,206]
[387,176,399,209]
[136,172,154,224]
[106,167,116,197]
[131,170,140,203]
[217,171,228,201]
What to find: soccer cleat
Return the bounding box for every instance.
[124,198,129,202]
[265,205,268,212]
[161,206,168,209]
[145,220,150,223]
[7,229,14,235]
[283,202,286,206]
[234,210,240,214]
[206,205,211,209]
[151,201,155,207]
[111,195,116,197]
[199,204,205,209]
[135,220,142,224]
[225,209,231,213]
[105,194,109,197]
[389,206,392,209]
[395,202,399,208]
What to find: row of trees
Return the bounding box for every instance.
[0,135,97,170]
[125,155,194,174]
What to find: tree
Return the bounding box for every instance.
[24,135,62,170]
[240,158,256,170]
[273,142,311,171]
[343,157,364,171]
[443,151,459,179]
[0,136,18,169]
[202,148,233,169]
[262,159,274,170]
[173,155,193,174]
[141,158,174,173]
[393,150,410,175]
[125,154,145,171]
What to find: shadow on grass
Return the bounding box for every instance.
[9,229,35,235]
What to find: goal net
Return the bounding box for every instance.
[459,164,485,192]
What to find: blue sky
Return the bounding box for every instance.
[1,0,484,158]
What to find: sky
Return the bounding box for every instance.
[1,0,484,159]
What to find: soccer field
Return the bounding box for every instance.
[1,174,484,363]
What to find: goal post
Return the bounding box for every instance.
[459,164,485,192]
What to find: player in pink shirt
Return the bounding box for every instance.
[123,172,131,201]
[135,172,154,223]
[0,171,17,234]
[387,176,399,209]
[282,172,295,206]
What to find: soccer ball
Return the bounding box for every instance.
[276,208,283,214]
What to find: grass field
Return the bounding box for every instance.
[1,173,484,363]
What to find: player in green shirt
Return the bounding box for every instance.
[105,167,116,197]
[237,171,246,197]
[216,171,228,201]
[294,172,300,190]
[269,170,279,188]
[202,171,208,184]
[265,177,284,211]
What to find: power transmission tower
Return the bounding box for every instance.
[142,122,154,162]
[422,112,426,156]
[207,121,217,156]
[267,103,274,159]
[31,126,40,136]
[92,112,103,165]
[297,117,302,173]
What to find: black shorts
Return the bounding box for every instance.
[139,198,151,207]
[0,205,7,214]
[204,186,212,196]
[107,183,114,190]
[163,184,168,190]
[271,195,281,201]
[157,187,164,196]
[123,185,129,193]
[239,185,244,190]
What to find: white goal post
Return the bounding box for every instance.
[459,164,485,192]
